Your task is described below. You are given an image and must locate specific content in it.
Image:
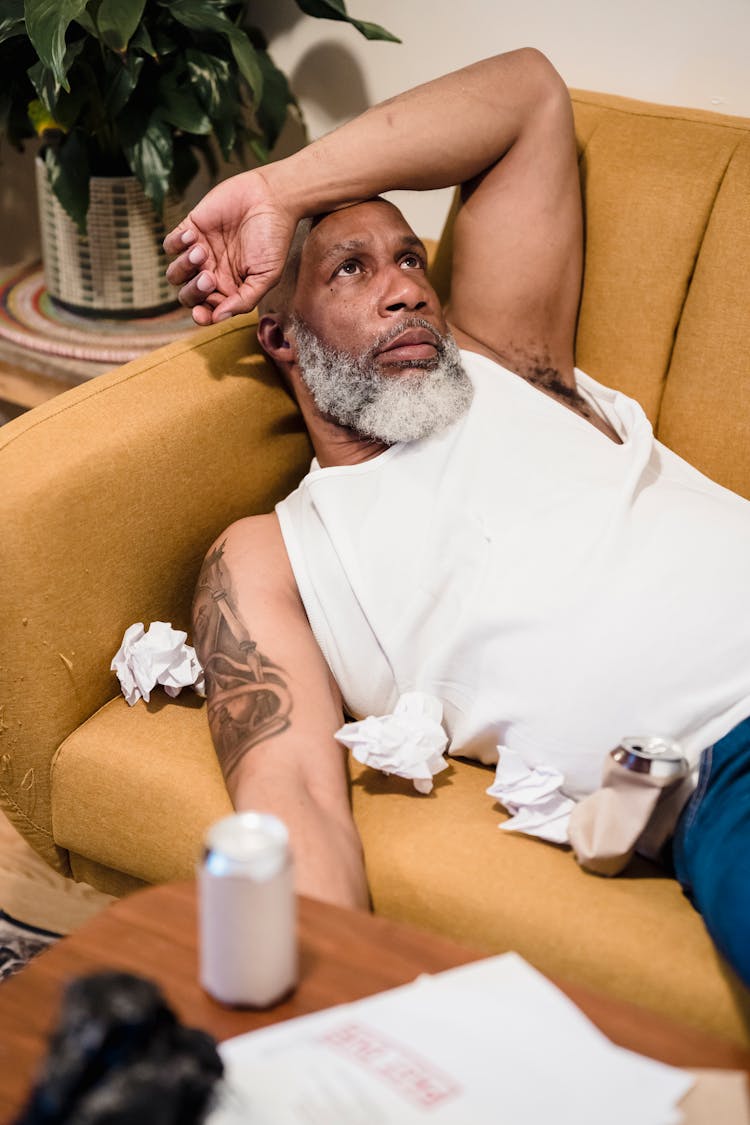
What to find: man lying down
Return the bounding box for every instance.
[164,50,750,984]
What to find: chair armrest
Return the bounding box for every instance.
[0,315,311,872]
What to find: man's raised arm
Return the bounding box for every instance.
[192,513,369,910]
[164,48,581,373]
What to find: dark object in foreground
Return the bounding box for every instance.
[13,971,223,1124]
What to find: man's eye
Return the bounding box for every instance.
[336,260,361,276]
[400,254,424,270]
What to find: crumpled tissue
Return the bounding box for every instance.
[487,745,576,844]
[111,622,206,707]
[335,692,449,794]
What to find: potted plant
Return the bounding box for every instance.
[0,0,397,315]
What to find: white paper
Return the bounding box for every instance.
[110,621,205,706]
[335,692,448,793]
[206,952,693,1125]
[486,745,576,844]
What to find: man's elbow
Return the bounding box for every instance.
[510,46,566,86]
[490,46,570,113]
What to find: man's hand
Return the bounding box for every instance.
[163,168,299,325]
[164,48,581,369]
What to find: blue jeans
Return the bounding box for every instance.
[671,715,750,986]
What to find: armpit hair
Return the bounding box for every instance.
[497,343,586,407]
[525,362,579,401]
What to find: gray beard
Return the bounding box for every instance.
[290,316,474,444]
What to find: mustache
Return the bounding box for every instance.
[366,318,446,360]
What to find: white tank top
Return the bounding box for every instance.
[276,350,750,798]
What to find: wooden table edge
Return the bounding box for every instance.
[0,880,747,1119]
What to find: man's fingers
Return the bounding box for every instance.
[165,244,208,287]
[209,271,281,322]
[189,292,228,327]
[209,300,239,323]
[176,270,218,309]
[191,304,215,327]
[210,291,257,323]
[163,221,197,257]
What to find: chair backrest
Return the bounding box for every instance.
[430,90,750,498]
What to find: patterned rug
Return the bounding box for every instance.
[0,260,198,382]
[0,908,60,982]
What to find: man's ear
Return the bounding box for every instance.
[258,314,296,363]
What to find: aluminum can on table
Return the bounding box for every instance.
[198,811,297,1007]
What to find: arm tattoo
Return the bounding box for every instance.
[193,541,292,780]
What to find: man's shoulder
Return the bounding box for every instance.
[222,510,281,545]
[207,512,298,601]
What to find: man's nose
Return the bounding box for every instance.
[381,267,430,314]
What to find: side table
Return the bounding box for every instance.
[0,261,196,415]
[0,882,748,1120]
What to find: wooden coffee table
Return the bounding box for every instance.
[0,881,748,1119]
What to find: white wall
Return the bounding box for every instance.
[3,0,748,262]
[260,0,750,239]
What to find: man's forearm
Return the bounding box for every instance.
[263,48,565,221]
[192,534,368,910]
[231,764,369,910]
[164,47,575,322]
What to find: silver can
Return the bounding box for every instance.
[611,735,690,781]
[198,811,297,1007]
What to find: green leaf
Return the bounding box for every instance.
[73,8,97,37]
[24,0,90,90]
[253,46,293,152]
[129,22,156,58]
[104,52,144,117]
[227,30,263,106]
[293,0,400,42]
[0,0,25,46]
[182,48,240,160]
[157,69,212,135]
[97,0,147,52]
[150,28,177,58]
[27,59,59,114]
[44,132,90,230]
[49,80,87,131]
[27,37,84,113]
[212,108,236,162]
[164,0,263,105]
[249,137,269,164]
[28,96,64,134]
[119,111,173,212]
[185,48,232,117]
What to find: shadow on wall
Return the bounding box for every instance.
[291,40,370,121]
[242,0,371,131]
[244,0,305,39]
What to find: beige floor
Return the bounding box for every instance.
[0,809,114,934]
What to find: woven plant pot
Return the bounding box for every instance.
[35,158,182,316]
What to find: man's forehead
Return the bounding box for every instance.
[303,200,422,266]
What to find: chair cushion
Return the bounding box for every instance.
[52,694,232,886]
[52,694,750,1046]
[351,758,750,1046]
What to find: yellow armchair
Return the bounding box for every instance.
[2,89,749,1044]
